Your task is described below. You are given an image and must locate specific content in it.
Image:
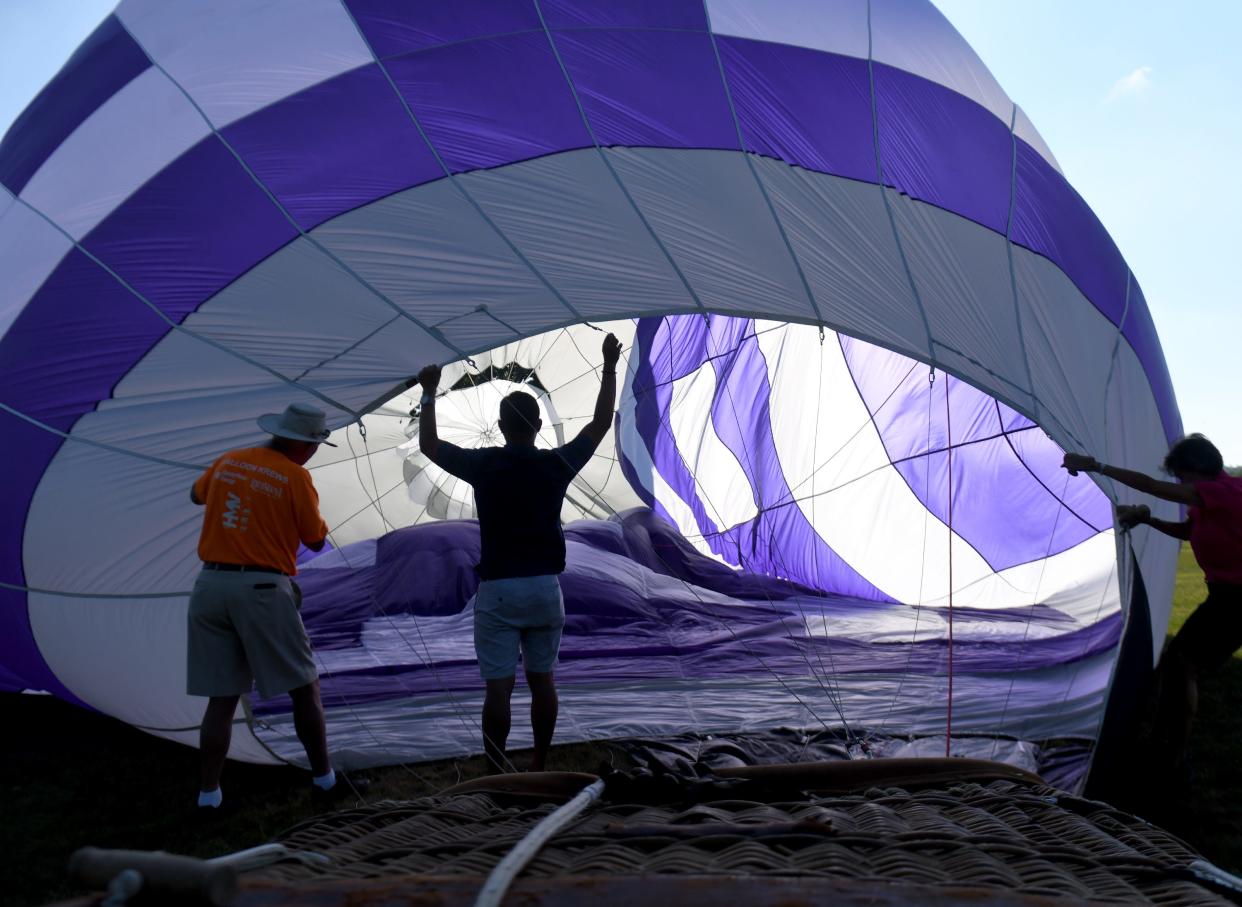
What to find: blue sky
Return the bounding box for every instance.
[933,1,1242,460]
[3,1,1238,461]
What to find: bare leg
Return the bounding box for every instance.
[289,681,331,776]
[483,676,517,773]
[526,670,558,772]
[199,695,240,791]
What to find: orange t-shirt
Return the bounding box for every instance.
[193,446,328,576]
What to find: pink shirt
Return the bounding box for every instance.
[1189,472,1242,584]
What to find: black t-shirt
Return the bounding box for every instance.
[431,434,596,580]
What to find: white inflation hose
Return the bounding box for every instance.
[473,778,606,907]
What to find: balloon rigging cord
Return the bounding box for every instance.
[875,365,938,740]
[697,322,859,745]
[943,368,955,756]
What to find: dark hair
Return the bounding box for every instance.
[498,391,540,436]
[1163,434,1223,477]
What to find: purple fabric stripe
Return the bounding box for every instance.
[1012,141,1129,328]
[0,139,294,699]
[385,32,591,172]
[222,64,443,232]
[1,29,1174,707]
[840,335,1110,569]
[82,137,298,319]
[0,411,67,698]
[6,27,1175,438]
[0,248,171,436]
[720,37,875,184]
[629,319,726,542]
[555,28,737,149]
[0,16,149,195]
[874,62,1012,235]
[344,0,542,59]
[0,246,168,702]
[635,316,892,601]
[542,0,708,31]
[0,586,85,703]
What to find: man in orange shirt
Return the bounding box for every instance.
[188,402,354,810]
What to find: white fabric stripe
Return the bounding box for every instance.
[24,440,205,595]
[1014,104,1061,173]
[756,322,1117,616]
[1011,251,1150,482]
[25,151,1162,532]
[754,322,996,603]
[888,174,1030,399]
[707,0,870,63]
[912,531,1119,624]
[750,156,928,358]
[1103,344,1181,664]
[27,588,275,764]
[115,0,372,129]
[0,189,72,339]
[19,150,1171,657]
[606,148,815,321]
[457,150,699,321]
[312,179,571,340]
[617,357,714,556]
[668,363,759,531]
[706,0,1061,173]
[183,242,458,393]
[18,67,210,240]
[870,0,1010,122]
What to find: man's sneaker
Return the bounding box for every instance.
[311,773,371,804]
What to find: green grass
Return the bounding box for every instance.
[1151,546,1242,873]
[2,547,1239,905]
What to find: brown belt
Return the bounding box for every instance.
[202,561,290,577]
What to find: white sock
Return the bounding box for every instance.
[312,769,336,791]
[197,787,222,808]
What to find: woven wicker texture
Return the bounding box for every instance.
[258,779,1232,905]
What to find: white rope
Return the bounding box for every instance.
[473,778,605,907]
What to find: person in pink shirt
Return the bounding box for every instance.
[1064,434,1242,772]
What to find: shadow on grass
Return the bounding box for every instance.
[0,692,621,907]
[1142,658,1242,874]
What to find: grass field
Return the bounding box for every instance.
[2,545,1239,906]
[1147,546,1242,873]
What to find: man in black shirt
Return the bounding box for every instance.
[417,333,622,771]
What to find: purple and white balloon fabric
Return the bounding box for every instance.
[0,1,1179,786]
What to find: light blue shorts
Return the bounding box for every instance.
[472,575,565,680]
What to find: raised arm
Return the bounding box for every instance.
[417,364,443,461]
[1062,453,1201,507]
[577,333,622,448]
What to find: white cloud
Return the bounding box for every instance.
[1105,66,1153,102]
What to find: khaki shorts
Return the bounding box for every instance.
[187,569,317,699]
[472,575,565,680]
